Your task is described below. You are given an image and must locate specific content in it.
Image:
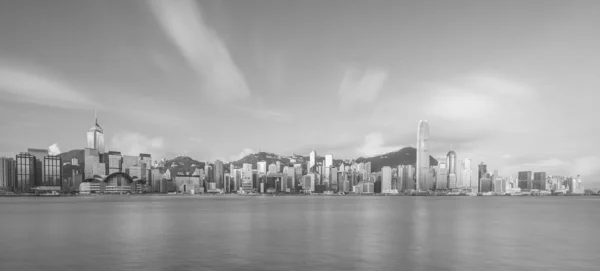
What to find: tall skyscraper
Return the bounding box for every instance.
[43,155,62,187]
[0,157,16,191]
[214,160,223,189]
[325,154,333,179]
[518,171,532,191]
[534,172,547,190]
[257,161,267,175]
[478,162,487,193]
[309,150,317,172]
[416,120,430,191]
[462,158,472,190]
[15,153,36,193]
[447,151,457,189]
[381,166,392,192]
[87,112,105,155]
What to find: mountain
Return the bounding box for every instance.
[355,147,438,172]
[164,156,205,176]
[58,149,84,166]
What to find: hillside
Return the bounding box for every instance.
[58,149,84,166]
[164,156,206,176]
[355,147,438,172]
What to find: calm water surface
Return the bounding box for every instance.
[0,195,598,271]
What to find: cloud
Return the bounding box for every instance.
[0,65,96,109]
[189,137,204,143]
[572,156,600,176]
[356,132,400,157]
[338,67,388,110]
[149,0,250,101]
[110,133,165,156]
[227,148,255,162]
[48,143,61,155]
[426,74,536,122]
[524,158,570,167]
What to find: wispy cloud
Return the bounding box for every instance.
[110,132,165,157]
[572,156,600,176]
[524,158,570,167]
[149,0,250,101]
[0,65,96,109]
[356,132,400,157]
[227,148,256,162]
[338,67,388,110]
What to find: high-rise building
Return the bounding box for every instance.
[275,161,281,173]
[534,172,547,191]
[43,156,62,187]
[416,120,430,191]
[0,157,16,191]
[478,162,487,193]
[462,158,472,190]
[15,153,36,193]
[365,162,372,175]
[27,148,48,186]
[309,150,317,172]
[86,112,105,155]
[480,173,493,193]
[257,161,267,175]
[381,166,392,192]
[518,171,532,191]
[241,163,253,193]
[107,151,122,174]
[268,163,277,174]
[214,160,223,189]
[330,166,338,192]
[447,151,457,189]
[398,165,416,191]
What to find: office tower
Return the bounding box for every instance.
[330,166,338,192]
[27,148,48,186]
[257,161,267,175]
[214,160,223,189]
[139,153,152,180]
[0,157,16,191]
[84,149,100,179]
[325,154,333,179]
[480,173,493,192]
[241,163,253,192]
[122,155,140,177]
[268,163,277,173]
[107,151,122,174]
[309,150,316,172]
[518,171,532,191]
[436,158,448,190]
[286,166,295,191]
[43,156,62,187]
[478,162,487,193]
[381,166,392,192]
[416,120,430,191]
[534,172,547,190]
[15,153,36,193]
[365,162,372,175]
[275,161,281,173]
[87,112,105,155]
[462,158,472,190]
[447,151,457,189]
[493,175,503,193]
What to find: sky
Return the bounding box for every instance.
[1,0,599,183]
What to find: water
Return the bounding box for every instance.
[0,195,598,271]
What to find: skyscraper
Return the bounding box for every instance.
[325,154,333,179]
[15,153,36,193]
[87,112,105,155]
[534,172,547,190]
[257,161,267,175]
[416,120,430,191]
[214,160,223,189]
[462,158,472,190]
[518,171,532,191]
[309,150,316,172]
[447,151,457,189]
[478,162,487,193]
[381,166,392,192]
[43,155,62,187]
[0,157,16,191]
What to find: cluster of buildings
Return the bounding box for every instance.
[0,117,588,196]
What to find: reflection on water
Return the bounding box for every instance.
[0,196,598,271]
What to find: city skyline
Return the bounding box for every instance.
[1,0,600,184]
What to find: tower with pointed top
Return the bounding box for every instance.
[416,120,430,191]
[87,111,105,155]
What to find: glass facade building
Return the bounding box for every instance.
[43,155,62,187]
[16,153,36,193]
